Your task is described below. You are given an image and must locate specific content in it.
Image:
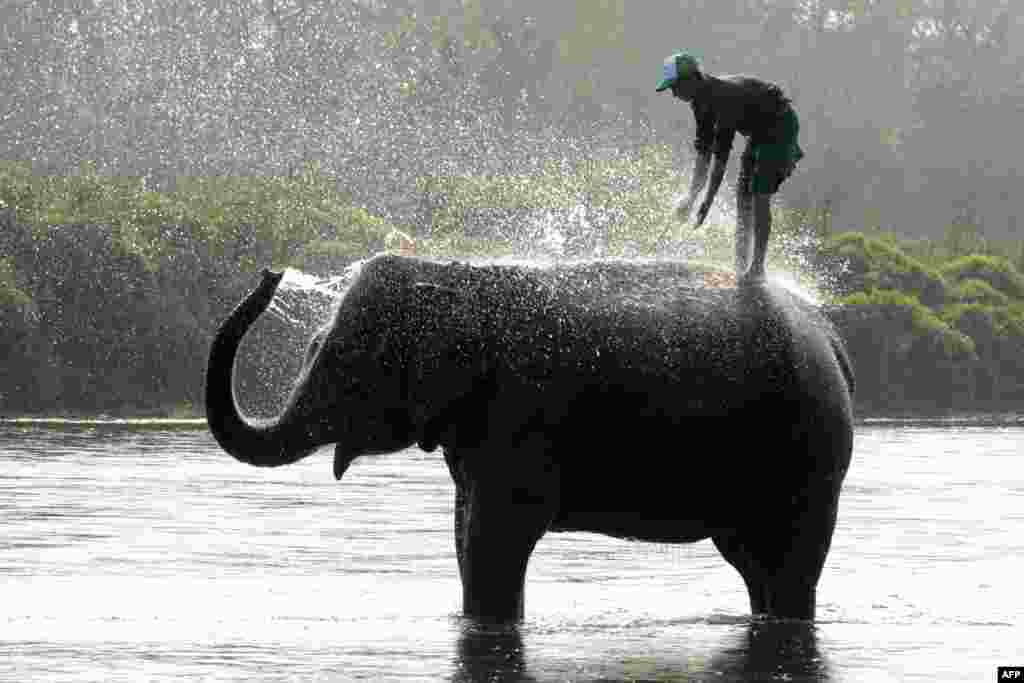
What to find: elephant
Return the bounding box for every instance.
[206,254,855,623]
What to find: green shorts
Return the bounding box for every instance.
[750,107,804,194]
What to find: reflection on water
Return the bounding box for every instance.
[450,618,829,682]
[1,419,1022,681]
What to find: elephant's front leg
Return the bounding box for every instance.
[458,441,560,622]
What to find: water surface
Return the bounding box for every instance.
[1,419,1022,681]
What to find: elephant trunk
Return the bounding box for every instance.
[205,269,317,467]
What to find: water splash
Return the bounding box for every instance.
[265,267,359,328]
[764,218,843,306]
[262,199,832,334]
[768,270,822,306]
[137,8,839,324]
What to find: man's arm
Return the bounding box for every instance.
[695,126,735,227]
[675,105,715,221]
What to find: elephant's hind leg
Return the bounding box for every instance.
[445,451,468,582]
[713,483,842,620]
[452,484,467,582]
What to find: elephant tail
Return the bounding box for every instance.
[829,332,856,397]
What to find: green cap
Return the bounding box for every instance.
[656,52,700,92]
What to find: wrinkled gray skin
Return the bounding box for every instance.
[207,255,855,623]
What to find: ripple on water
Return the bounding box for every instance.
[1,423,1022,681]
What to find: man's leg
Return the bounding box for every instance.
[745,121,800,281]
[745,193,772,280]
[735,147,756,277]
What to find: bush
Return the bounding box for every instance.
[0,162,401,413]
[839,288,975,358]
[825,232,947,307]
[948,278,1010,306]
[0,257,31,309]
[939,254,1024,300]
[942,302,1024,343]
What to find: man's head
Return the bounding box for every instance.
[656,52,702,101]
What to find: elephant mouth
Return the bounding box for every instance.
[333,443,359,481]
[331,415,417,481]
[332,439,410,480]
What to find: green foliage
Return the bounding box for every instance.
[0,258,31,309]
[942,302,1024,342]
[1000,304,1024,341]
[939,254,1024,299]
[902,233,1024,271]
[838,288,975,358]
[837,288,913,307]
[829,230,1024,405]
[0,162,398,414]
[825,231,947,306]
[0,162,35,215]
[1,161,393,272]
[170,165,390,269]
[828,232,932,278]
[949,278,1010,307]
[0,161,156,251]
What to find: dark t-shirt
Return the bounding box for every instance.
[690,75,793,160]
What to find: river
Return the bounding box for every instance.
[1,418,1021,681]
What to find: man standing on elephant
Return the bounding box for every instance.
[656,52,804,281]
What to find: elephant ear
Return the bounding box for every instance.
[405,281,492,452]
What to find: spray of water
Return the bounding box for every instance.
[270,201,832,332]
[265,261,372,328]
[266,270,340,327]
[196,10,839,332]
